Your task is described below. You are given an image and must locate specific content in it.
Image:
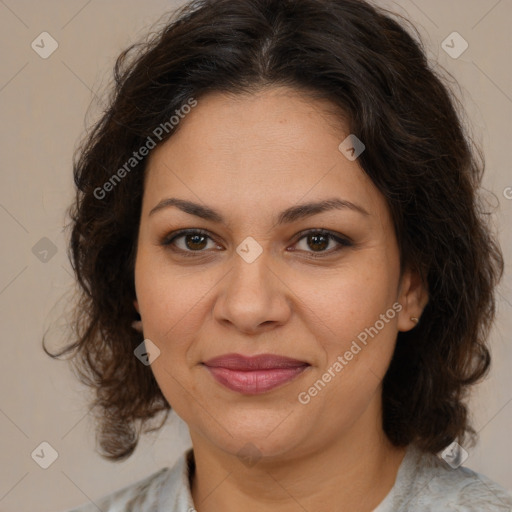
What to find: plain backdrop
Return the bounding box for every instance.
[0,1,511,511]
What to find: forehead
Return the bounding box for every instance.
[143,87,388,225]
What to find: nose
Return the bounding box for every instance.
[212,247,292,335]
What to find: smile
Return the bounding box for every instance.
[202,353,310,395]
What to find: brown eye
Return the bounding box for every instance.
[162,229,219,254]
[306,233,329,252]
[184,233,208,250]
[293,229,353,257]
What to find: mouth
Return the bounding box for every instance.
[202,353,310,395]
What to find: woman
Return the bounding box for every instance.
[52,0,511,510]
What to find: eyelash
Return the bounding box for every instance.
[160,228,353,259]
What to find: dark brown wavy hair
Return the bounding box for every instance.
[46,0,504,461]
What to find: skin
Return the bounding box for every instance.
[134,86,428,512]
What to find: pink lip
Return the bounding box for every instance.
[203,353,310,395]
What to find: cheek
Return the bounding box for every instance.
[134,259,204,410]
[292,254,398,337]
[292,255,400,388]
[297,281,400,430]
[134,250,224,408]
[135,247,216,339]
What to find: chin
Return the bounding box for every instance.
[191,407,313,462]
[220,433,300,463]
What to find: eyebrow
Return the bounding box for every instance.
[148,197,370,224]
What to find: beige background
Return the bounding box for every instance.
[0,1,511,511]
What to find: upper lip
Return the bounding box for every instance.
[203,353,309,370]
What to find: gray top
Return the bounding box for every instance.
[66,444,512,511]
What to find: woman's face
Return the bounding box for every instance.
[134,86,423,461]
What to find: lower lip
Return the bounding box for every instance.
[204,365,309,395]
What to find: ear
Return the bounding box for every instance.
[132,299,143,332]
[396,267,429,332]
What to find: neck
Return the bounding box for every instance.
[189,400,406,512]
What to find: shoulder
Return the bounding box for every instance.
[65,467,171,512]
[420,464,512,511]
[64,448,195,512]
[378,444,512,512]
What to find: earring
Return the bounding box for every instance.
[410,317,419,324]
[131,320,143,332]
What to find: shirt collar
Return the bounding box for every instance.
[157,448,196,511]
